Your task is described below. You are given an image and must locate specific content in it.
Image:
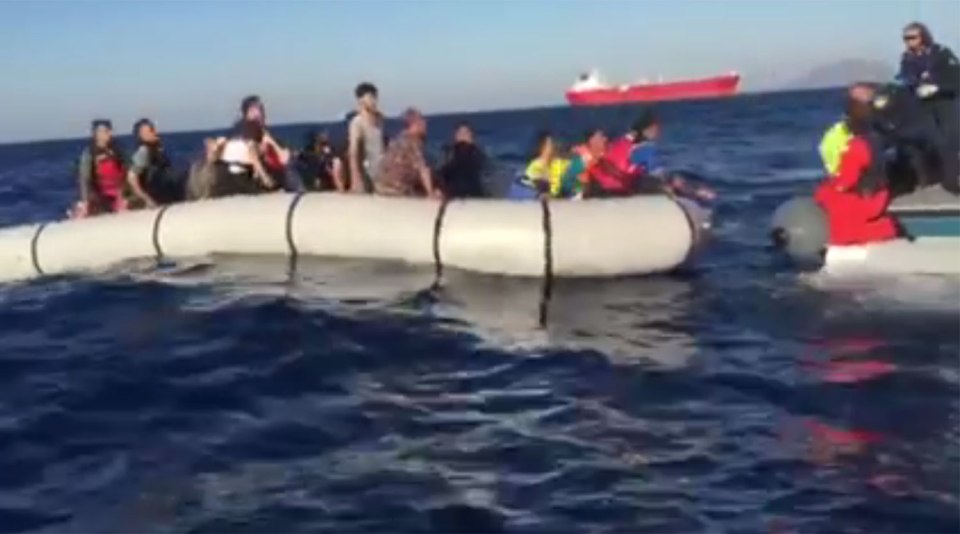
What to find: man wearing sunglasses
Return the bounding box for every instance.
[897,22,959,193]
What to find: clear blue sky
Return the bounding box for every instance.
[0,0,957,143]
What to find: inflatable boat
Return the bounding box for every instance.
[0,193,711,284]
[772,185,960,276]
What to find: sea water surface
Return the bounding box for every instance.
[0,90,957,533]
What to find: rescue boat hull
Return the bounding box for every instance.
[771,185,960,276]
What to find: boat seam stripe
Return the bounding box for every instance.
[538,197,554,327]
[432,198,450,283]
[285,192,306,261]
[30,223,47,276]
[151,205,171,260]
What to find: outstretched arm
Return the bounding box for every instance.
[331,158,347,192]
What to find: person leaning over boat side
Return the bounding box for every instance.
[125,118,184,210]
[897,22,960,193]
[626,110,715,201]
[588,111,714,200]
[814,90,899,246]
[295,130,347,192]
[438,122,488,199]
[70,120,127,218]
[375,108,440,198]
[348,82,386,193]
[213,120,276,197]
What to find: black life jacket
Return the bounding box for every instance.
[856,130,888,195]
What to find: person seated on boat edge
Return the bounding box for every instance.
[517,130,570,199]
[239,95,291,190]
[561,128,608,199]
[438,122,488,199]
[374,108,441,198]
[69,120,128,218]
[125,118,185,210]
[814,90,899,246]
[897,22,959,194]
[295,130,347,192]
[212,119,277,197]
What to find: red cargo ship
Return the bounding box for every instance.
[565,70,741,106]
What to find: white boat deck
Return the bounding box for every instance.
[888,185,960,214]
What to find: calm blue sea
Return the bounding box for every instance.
[0,90,957,533]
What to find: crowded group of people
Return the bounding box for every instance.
[68,83,495,218]
[814,22,959,246]
[511,109,714,201]
[68,75,713,221]
[68,20,957,252]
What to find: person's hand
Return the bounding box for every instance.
[146,199,159,209]
[917,84,939,99]
[695,187,716,202]
[68,201,89,219]
[260,175,276,190]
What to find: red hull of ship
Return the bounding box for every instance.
[566,73,740,106]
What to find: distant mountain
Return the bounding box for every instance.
[784,59,896,90]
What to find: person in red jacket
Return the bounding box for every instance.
[814,95,899,246]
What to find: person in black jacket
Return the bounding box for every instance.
[897,22,959,193]
[438,123,487,198]
[295,130,347,192]
[126,118,185,209]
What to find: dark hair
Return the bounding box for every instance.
[355,82,378,99]
[91,119,112,131]
[529,130,553,160]
[631,108,659,137]
[582,127,605,143]
[903,22,934,46]
[132,118,154,138]
[241,95,262,115]
[844,98,874,135]
[302,129,330,150]
[237,119,264,143]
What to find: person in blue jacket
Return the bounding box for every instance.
[627,109,715,201]
[897,22,959,193]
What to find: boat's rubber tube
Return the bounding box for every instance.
[0,193,708,283]
[824,238,960,276]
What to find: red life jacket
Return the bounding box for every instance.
[814,136,897,245]
[586,137,636,193]
[95,157,125,197]
[263,144,284,173]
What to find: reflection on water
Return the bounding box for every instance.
[151,255,702,370]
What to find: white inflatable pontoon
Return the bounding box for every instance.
[824,186,960,276]
[772,185,960,276]
[0,193,711,283]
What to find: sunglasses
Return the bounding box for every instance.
[903,34,921,42]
